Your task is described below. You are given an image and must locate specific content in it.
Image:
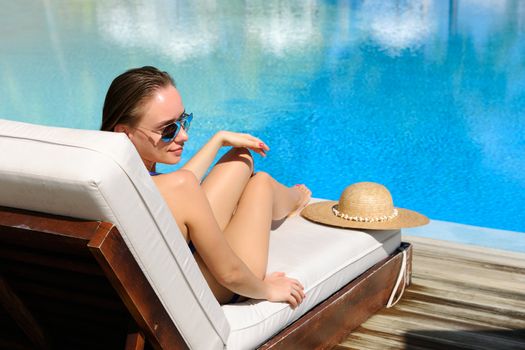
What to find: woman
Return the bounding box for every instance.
[101,66,311,308]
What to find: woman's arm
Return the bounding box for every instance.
[182,131,270,182]
[192,207,305,306]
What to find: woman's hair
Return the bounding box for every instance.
[101,66,175,131]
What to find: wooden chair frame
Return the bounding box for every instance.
[0,206,412,349]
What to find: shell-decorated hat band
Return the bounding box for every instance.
[331,205,399,223]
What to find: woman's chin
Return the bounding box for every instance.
[164,154,181,165]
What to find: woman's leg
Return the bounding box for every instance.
[199,172,310,303]
[153,169,274,303]
[269,182,311,220]
[200,147,254,231]
[201,147,311,226]
[154,169,310,303]
[222,172,274,278]
[152,169,248,302]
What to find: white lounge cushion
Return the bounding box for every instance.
[224,212,400,349]
[0,119,229,349]
[0,118,402,349]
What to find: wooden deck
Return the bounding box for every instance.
[335,235,525,350]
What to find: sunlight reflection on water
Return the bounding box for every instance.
[1,0,524,232]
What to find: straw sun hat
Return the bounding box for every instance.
[301,182,429,230]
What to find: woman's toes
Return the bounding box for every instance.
[287,184,311,218]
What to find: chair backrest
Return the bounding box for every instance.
[0,118,230,349]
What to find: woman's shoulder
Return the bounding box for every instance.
[150,169,199,187]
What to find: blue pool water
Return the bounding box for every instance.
[1,1,524,234]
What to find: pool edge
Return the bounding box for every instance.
[403,219,525,254]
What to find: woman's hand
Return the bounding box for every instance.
[183,130,269,181]
[264,272,306,309]
[216,131,270,157]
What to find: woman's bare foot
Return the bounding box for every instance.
[287,184,312,218]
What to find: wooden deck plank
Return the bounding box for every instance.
[335,235,525,350]
[404,236,525,268]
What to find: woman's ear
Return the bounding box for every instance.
[114,123,129,134]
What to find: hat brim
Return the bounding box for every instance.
[300,201,429,230]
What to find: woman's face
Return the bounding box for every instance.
[124,84,189,168]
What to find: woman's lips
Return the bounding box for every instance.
[169,148,183,155]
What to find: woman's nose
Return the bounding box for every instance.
[176,127,189,142]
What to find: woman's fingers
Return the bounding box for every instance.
[223,131,270,154]
[290,279,305,296]
[294,283,305,299]
[239,134,267,150]
[265,272,305,308]
[253,140,268,151]
[290,288,303,306]
[291,278,303,288]
[248,147,265,157]
[248,142,267,157]
[289,287,306,309]
[288,278,305,308]
[257,141,270,151]
[288,293,299,309]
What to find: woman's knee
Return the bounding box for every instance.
[249,171,274,189]
[224,147,254,173]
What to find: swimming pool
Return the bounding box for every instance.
[1,1,524,235]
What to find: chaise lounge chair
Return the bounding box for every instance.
[0,118,411,349]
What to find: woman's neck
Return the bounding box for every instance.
[144,159,156,173]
